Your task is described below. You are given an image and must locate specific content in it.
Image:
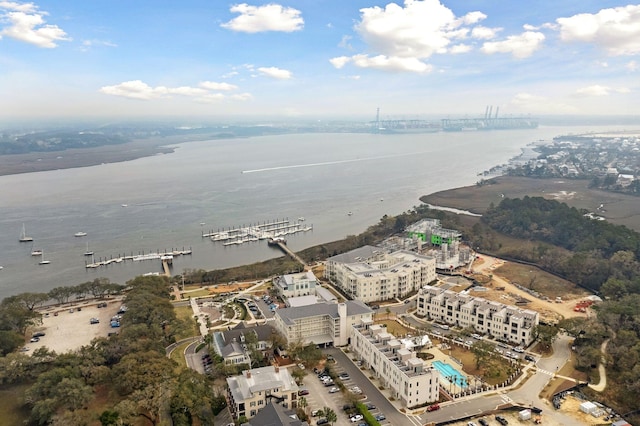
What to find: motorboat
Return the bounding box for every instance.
[31,249,43,256]
[74,232,87,237]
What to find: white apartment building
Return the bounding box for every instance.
[273,301,373,347]
[350,321,440,408]
[324,246,437,303]
[417,285,539,346]
[273,271,318,299]
[227,365,300,420]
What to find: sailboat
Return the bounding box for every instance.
[31,247,43,256]
[19,223,33,242]
[84,242,94,256]
[39,250,51,265]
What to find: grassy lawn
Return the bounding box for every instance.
[0,384,31,424]
[173,305,199,339]
[374,319,412,337]
[180,288,212,298]
[169,340,193,369]
[447,343,518,386]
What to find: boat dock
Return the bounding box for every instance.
[85,248,191,271]
[268,237,307,267]
[203,218,312,245]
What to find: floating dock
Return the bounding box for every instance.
[203,218,312,246]
[85,248,191,270]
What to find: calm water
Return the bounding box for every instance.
[0,127,616,299]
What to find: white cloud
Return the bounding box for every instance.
[626,60,639,71]
[575,85,630,96]
[230,92,253,101]
[346,54,433,73]
[338,35,353,50]
[449,43,472,54]
[99,80,168,100]
[356,0,479,59]
[0,2,70,48]
[257,66,292,79]
[80,39,117,52]
[556,5,640,55]
[100,80,246,101]
[471,26,500,40]
[481,31,545,58]
[199,81,238,91]
[329,56,350,69]
[221,3,303,33]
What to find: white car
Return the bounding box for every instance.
[513,346,525,353]
[350,414,363,422]
[329,387,339,393]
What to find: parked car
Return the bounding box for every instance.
[375,414,386,421]
[32,332,46,338]
[479,419,489,426]
[525,354,536,362]
[311,409,321,417]
[495,415,509,425]
[329,387,339,393]
[316,418,329,425]
[426,403,440,412]
[513,346,525,353]
[29,337,39,343]
[339,373,350,380]
[90,318,100,324]
[350,414,363,422]
[365,402,376,410]
[298,389,309,396]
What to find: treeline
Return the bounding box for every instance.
[481,196,640,292]
[0,275,222,425]
[0,131,128,154]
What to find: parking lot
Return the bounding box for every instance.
[297,349,397,426]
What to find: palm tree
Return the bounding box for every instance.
[298,396,308,415]
[323,407,337,425]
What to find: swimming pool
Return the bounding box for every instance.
[433,360,468,388]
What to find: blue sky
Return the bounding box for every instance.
[1,0,639,119]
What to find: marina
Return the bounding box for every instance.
[203,218,313,246]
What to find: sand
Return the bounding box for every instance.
[27,297,125,354]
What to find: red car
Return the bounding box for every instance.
[427,403,440,412]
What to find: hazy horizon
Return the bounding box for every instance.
[1,1,639,119]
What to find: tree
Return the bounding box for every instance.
[470,340,494,369]
[4,292,49,311]
[323,407,337,425]
[298,396,308,415]
[48,286,74,306]
[532,324,559,351]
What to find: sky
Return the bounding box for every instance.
[1,0,640,119]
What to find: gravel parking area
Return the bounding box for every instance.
[28,298,125,354]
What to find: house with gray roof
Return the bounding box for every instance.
[227,365,300,421]
[213,322,277,366]
[240,401,308,426]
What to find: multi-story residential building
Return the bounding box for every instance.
[417,285,539,346]
[227,365,299,420]
[273,271,318,299]
[273,301,373,347]
[212,323,276,366]
[406,218,462,246]
[350,321,440,408]
[324,245,436,303]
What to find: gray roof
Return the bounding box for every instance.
[246,401,309,426]
[222,323,276,344]
[227,366,298,402]
[221,341,245,358]
[326,245,383,263]
[276,300,372,326]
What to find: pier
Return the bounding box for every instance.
[268,238,307,268]
[85,248,191,272]
[203,218,312,245]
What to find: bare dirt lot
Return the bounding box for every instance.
[27,298,125,354]
[467,256,592,323]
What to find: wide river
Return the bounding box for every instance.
[0,126,619,300]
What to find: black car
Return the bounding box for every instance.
[479,419,488,426]
[524,354,536,362]
[495,415,509,425]
[316,418,328,425]
[365,403,376,410]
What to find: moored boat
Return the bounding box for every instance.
[19,223,33,242]
[75,231,87,237]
